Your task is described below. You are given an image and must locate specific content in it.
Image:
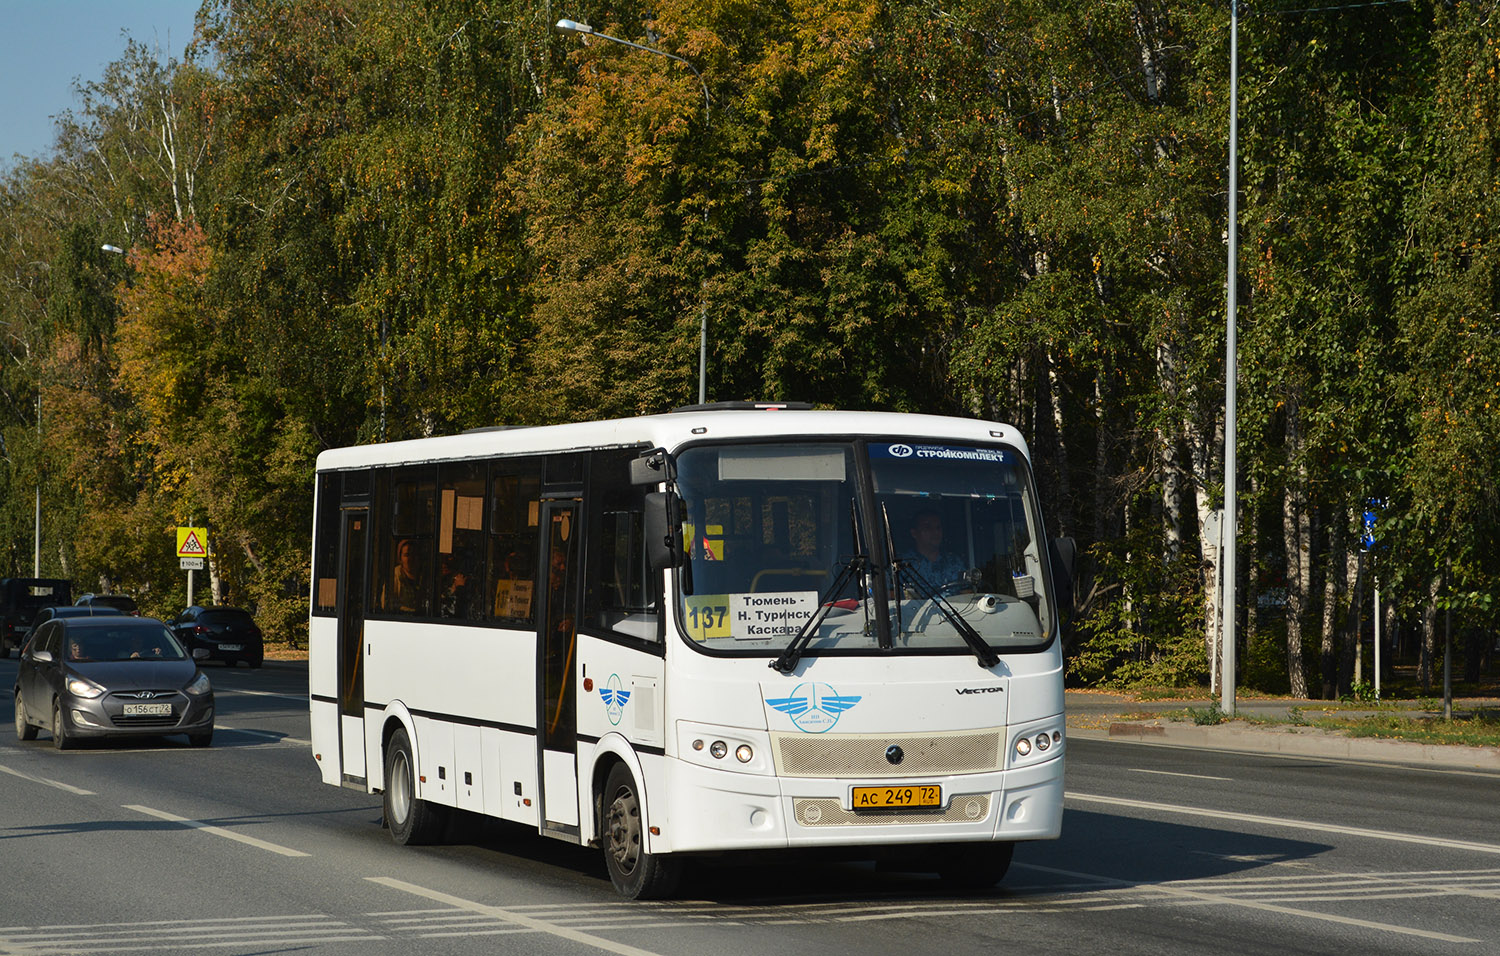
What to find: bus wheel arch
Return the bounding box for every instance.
[599,761,681,900]
[382,723,449,845]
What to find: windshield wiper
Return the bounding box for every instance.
[769,556,867,675]
[880,502,905,641]
[895,561,1001,669]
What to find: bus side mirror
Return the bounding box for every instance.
[643,492,682,571]
[630,450,671,486]
[1048,536,1077,613]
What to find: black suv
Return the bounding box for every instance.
[171,606,264,668]
[1,578,72,657]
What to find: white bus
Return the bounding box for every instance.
[308,403,1071,898]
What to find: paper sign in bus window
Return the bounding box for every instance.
[730,592,816,641]
[683,594,731,641]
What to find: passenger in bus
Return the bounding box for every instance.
[388,538,429,614]
[439,552,477,619]
[899,509,969,592]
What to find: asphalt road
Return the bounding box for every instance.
[3,658,1497,956]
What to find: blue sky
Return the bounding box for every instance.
[1,0,201,170]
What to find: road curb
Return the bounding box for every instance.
[1070,721,1500,772]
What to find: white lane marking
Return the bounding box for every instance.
[213,723,310,745]
[1128,769,1232,781]
[368,877,666,956]
[124,805,309,857]
[1067,790,1500,856]
[1018,862,1481,944]
[218,689,306,702]
[1078,733,1500,779]
[0,763,96,795]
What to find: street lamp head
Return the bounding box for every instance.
[555,19,594,36]
[101,244,125,255]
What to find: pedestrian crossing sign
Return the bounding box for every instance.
[176,527,209,558]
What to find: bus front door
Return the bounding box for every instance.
[537,500,581,833]
[338,508,368,783]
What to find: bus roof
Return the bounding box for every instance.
[314,408,1029,472]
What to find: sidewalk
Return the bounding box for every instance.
[1065,690,1500,772]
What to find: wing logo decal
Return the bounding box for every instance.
[766,682,861,734]
[600,673,631,725]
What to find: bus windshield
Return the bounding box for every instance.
[671,439,1054,658]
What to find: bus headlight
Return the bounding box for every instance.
[1011,720,1064,767]
[677,721,771,775]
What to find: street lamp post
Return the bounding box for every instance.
[554,18,712,405]
[1221,0,1240,717]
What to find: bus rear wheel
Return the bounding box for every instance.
[384,727,448,845]
[601,763,680,900]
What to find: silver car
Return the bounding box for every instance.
[13,617,214,749]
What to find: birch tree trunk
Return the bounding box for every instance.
[1341,548,1362,692]
[1187,400,1224,689]
[1156,341,1187,562]
[1282,401,1310,698]
[1420,575,1440,692]
[1319,514,1346,700]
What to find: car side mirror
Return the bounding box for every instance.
[192,648,210,660]
[32,649,53,664]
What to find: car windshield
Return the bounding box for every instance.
[670,439,1055,658]
[68,626,187,663]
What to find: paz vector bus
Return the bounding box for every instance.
[308,403,1071,898]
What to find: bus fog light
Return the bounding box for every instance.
[735,744,753,763]
[1036,734,1051,752]
[1015,737,1032,757]
[710,740,728,759]
[692,739,705,751]
[1053,731,1063,743]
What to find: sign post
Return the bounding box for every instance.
[176,526,209,608]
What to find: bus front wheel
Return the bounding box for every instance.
[384,727,448,845]
[937,841,1015,890]
[601,763,680,900]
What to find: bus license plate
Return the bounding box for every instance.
[123,703,173,716]
[851,784,942,809]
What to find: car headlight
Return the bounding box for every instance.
[184,673,212,696]
[65,676,105,699]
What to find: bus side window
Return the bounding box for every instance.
[312,472,341,615]
[437,461,486,622]
[373,467,436,617]
[488,462,541,625]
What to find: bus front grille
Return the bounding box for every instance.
[772,729,1003,778]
